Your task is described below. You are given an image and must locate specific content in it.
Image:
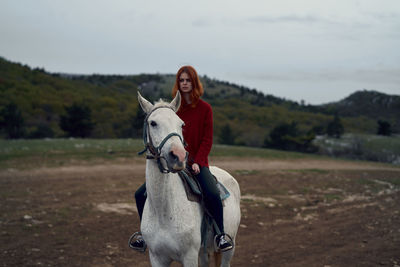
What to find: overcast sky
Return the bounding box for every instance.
[1,0,399,104]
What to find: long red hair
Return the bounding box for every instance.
[172,66,204,107]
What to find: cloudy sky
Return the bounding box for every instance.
[1,0,399,104]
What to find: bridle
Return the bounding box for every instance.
[138,105,186,173]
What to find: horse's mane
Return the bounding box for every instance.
[151,99,172,111]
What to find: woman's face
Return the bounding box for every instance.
[179,72,192,93]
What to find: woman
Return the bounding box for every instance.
[129,66,233,252]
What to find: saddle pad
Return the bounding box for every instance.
[178,169,230,203]
[178,170,201,202]
[216,181,230,201]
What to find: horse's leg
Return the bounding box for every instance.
[149,251,172,267]
[198,247,209,267]
[182,249,199,267]
[219,247,235,267]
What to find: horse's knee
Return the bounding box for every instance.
[149,252,171,267]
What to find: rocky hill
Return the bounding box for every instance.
[322,90,400,120]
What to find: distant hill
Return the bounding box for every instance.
[322,90,400,122]
[1,57,398,146]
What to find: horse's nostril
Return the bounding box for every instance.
[169,151,178,161]
[170,145,187,163]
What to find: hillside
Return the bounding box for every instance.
[1,57,397,146]
[322,90,400,128]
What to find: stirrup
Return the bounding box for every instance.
[214,233,234,252]
[128,231,147,253]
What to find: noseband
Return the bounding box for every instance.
[138,105,186,173]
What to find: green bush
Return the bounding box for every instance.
[264,122,317,153]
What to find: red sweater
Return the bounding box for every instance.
[177,99,213,167]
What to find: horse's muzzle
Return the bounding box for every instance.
[168,148,188,172]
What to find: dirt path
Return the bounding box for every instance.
[212,158,400,171]
[2,158,397,179]
[1,158,399,266]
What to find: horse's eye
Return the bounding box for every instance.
[181,123,185,128]
[150,121,157,127]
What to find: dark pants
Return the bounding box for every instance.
[134,182,147,222]
[134,166,224,233]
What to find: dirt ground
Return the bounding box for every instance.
[1,157,400,267]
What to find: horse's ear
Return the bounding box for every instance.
[170,91,181,112]
[138,92,153,114]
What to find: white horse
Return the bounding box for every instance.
[137,92,241,267]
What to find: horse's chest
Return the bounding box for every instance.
[142,215,202,250]
[143,224,201,255]
[143,218,200,238]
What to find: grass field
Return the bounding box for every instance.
[314,133,400,164]
[0,139,142,169]
[0,138,318,170]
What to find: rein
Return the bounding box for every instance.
[138,105,185,173]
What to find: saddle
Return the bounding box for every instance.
[178,168,230,203]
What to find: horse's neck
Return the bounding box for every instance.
[145,161,187,217]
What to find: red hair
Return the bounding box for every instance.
[172,66,204,107]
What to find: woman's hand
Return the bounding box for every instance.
[192,163,200,175]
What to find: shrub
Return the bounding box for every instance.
[377,120,391,136]
[28,123,55,139]
[327,114,344,138]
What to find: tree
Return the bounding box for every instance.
[266,122,298,150]
[0,102,25,139]
[219,124,236,145]
[327,114,344,138]
[377,120,391,136]
[265,121,316,152]
[131,105,146,138]
[59,103,95,138]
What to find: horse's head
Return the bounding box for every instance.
[138,91,187,173]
